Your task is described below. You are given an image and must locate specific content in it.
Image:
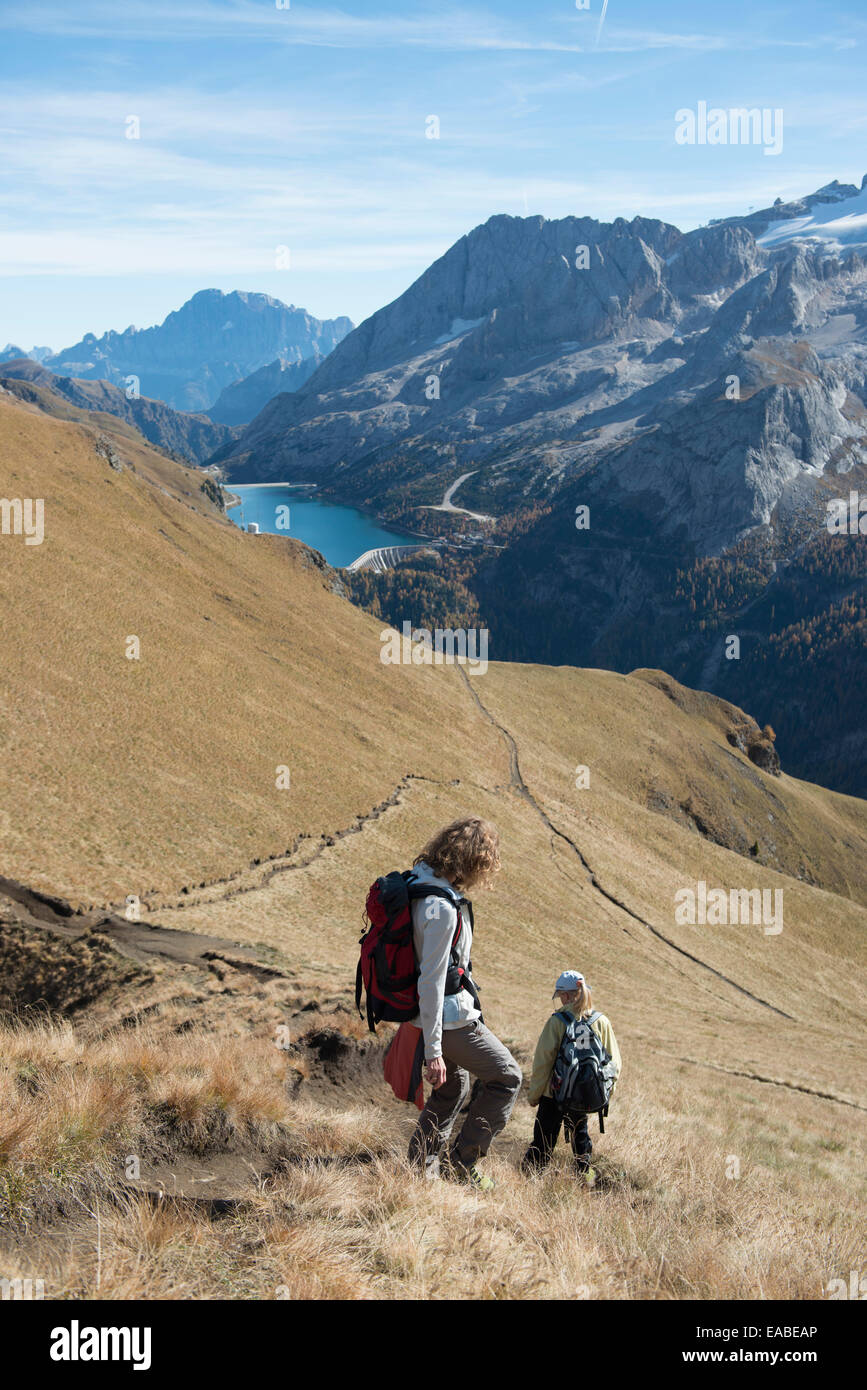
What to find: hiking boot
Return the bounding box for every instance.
[408,1149,443,1181]
[576,1164,597,1190]
[444,1155,496,1191]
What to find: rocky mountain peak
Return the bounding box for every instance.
[44,291,354,412]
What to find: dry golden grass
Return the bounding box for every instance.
[1,1013,862,1301]
[0,1019,289,1193]
[0,393,504,904]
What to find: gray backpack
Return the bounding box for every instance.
[550,1010,617,1131]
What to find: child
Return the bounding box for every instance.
[522,969,621,1187]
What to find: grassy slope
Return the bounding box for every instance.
[0,390,865,1299]
[0,391,504,903]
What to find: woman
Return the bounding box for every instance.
[407,816,522,1191]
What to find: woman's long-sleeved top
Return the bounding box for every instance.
[406,860,480,1061]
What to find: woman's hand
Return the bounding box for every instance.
[425,1057,447,1089]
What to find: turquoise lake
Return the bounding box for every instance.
[225,485,417,568]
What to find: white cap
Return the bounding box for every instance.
[552,970,587,998]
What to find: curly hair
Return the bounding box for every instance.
[415,817,501,892]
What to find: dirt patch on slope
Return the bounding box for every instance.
[0,912,146,1016]
[0,876,387,1101]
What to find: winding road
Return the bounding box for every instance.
[423,471,493,523]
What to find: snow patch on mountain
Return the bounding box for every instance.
[758,183,867,251]
[434,316,486,345]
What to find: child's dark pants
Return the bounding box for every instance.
[522,1096,592,1172]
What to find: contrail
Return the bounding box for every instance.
[595,0,609,47]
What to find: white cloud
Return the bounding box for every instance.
[5,1,859,57]
[0,1,584,51]
[588,25,860,54]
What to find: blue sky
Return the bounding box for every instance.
[1,0,865,349]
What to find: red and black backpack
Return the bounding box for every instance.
[355,869,477,1033]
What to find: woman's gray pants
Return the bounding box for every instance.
[408,1020,522,1171]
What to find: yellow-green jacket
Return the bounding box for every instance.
[528,1006,622,1106]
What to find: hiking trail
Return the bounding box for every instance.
[455,666,794,1021]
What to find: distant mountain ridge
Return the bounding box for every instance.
[0,358,235,464]
[709,174,867,246]
[45,290,353,412]
[214,179,867,527]
[209,175,867,795]
[206,353,325,426]
[1,343,53,364]
[210,209,770,493]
